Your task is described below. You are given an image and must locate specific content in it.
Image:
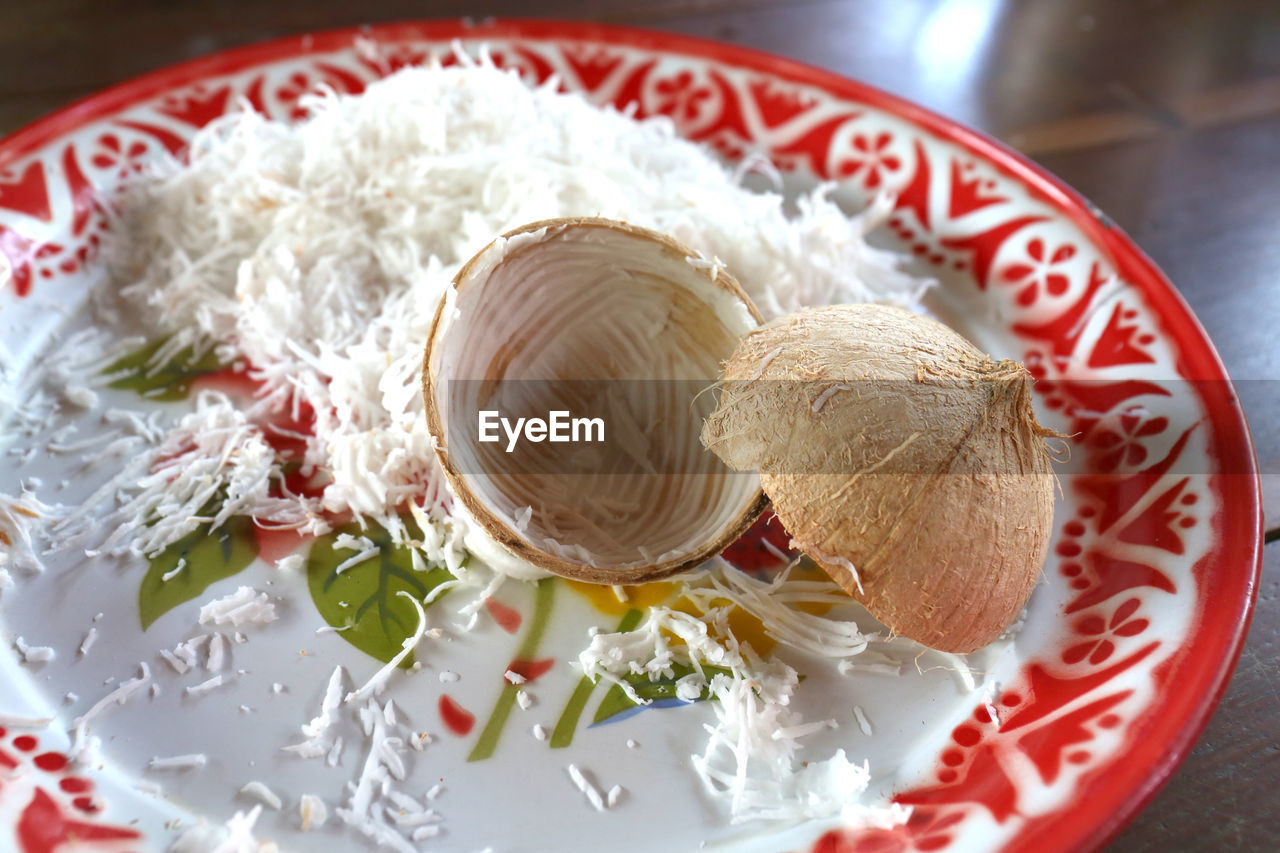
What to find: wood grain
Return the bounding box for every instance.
[0,0,1274,848]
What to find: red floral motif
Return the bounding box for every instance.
[561,46,627,93]
[1056,378,1172,424]
[495,46,557,86]
[0,161,52,221]
[838,132,901,190]
[893,137,1055,288]
[653,70,713,124]
[271,63,368,120]
[0,727,143,852]
[1001,237,1077,306]
[948,160,1006,218]
[811,806,965,853]
[114,120,187,158]
[939,214,1049,290]
[156,83,234,127]
[748,78,818,128]
[1065,548,1177,615]
[1,231,76,294]
[890,639,1160,832]
[1117,476,1194,555]
[770,111,862,178]
[1014,690,1132,786]
[1063,598,1149,665]
[1013,263,1117,370]
[683,70,752,158]
[356,43,432,78]
[17,788,139,853]
[62,143,103,237]
[1077,425,1195,535]
[1088,408,1169,472]
[900,735,1022,823]
[89,134,149,180]
[611,58,660,119]
[275,71,324,120]
[1087,303,1157,368]
[895,140,933,229]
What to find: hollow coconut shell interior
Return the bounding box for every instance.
[702,304,1056,654]
[422,217,767,584]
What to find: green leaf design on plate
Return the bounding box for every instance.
[103,337,225,401]
[467,578,556,762]
[550,608,642,749]
[591,662,732,724]
[138,514,260,630]
[307,518,454,667]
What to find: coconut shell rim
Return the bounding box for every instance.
[421,216,769,585]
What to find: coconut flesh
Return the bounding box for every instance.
[423,218,767,584]
[701,304,1056,653]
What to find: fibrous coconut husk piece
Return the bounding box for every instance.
[702,304,1055,653]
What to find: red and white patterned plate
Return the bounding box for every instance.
[0,19,1260,853]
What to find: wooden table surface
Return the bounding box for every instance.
[1,0,1275,849]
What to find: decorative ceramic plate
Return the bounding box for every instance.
[0,19,1260,853]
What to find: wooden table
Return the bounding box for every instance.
[2,0,1275,849]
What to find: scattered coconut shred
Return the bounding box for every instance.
[198,586,277,628]
[579,562,916,825]
[35,49,937,845]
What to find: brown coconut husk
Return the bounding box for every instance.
[702,304,1056,653]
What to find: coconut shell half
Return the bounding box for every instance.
[702,304,1056,653]
[423,217,767,584]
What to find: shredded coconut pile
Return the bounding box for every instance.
[78,56,923,563]
[53,391,315,559]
